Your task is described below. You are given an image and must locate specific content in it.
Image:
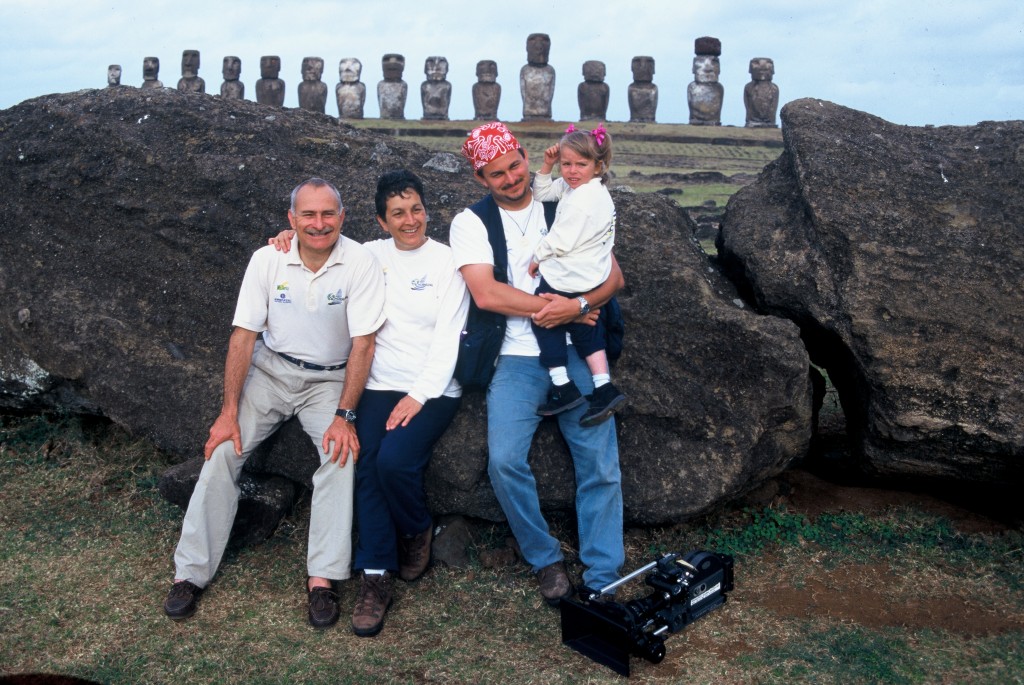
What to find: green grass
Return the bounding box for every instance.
[2,412,1022,684]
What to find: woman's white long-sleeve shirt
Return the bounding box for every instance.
[363,237,470,403]
[532,173,616,294]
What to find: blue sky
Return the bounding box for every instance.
[2,0,1021,127]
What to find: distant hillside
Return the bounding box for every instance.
[347,119,783,237]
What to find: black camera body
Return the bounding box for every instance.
[560,550,734,676]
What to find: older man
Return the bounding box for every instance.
[449,123,625,604]
[163,177,385,628]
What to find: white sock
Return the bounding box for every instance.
[593,373,610,388]
[549,367,570,386]
[364,569,386,576]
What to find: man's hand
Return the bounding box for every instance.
[386,395,423,431]
[268,229,295,252]
[322,416,359,467]
[204,412,242,459]
[528,260,541,279]
[532,292,598,328]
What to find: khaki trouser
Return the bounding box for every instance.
[173,343,354,587]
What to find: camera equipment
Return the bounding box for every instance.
[560,550,734,677]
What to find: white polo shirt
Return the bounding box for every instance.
[232,234,385,367]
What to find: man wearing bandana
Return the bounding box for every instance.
[450,123,625,604]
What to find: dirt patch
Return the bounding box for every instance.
[781,468,1011,535]
[743,561,1023,635]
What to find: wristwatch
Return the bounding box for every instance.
[577,296,591,316]
[335,408,357,423]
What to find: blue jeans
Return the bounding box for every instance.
[353,390,461,571]
[486,350,624,589]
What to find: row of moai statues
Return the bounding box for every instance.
[107,36,779,127]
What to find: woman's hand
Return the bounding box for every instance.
[268,229,295,252]
[386,395,424,430]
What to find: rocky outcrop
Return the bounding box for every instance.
[0,88,811,532]
[718,98,1024,486]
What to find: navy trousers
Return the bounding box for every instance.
[353,389,461,571]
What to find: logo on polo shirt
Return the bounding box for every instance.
[274,282,292,304]
[327,289,347,305]
[410,275,433,291]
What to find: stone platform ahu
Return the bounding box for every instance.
[719,99,1024,487]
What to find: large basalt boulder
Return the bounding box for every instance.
[0,88,811,532]
[718,98,1024,486]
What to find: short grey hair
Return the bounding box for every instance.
[289,177,343,212]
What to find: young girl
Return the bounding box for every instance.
[529,124,626,427]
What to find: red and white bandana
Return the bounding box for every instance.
[461,121,522,171]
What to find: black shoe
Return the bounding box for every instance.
[163,580,202,620]
[536,380,587,416]
[579,383,627,427]
[308,582,340,628]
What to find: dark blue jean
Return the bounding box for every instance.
[531,277,606,369]
[353,390,461,571]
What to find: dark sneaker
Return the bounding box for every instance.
[579,383,627,427]
[308,583,340,628]
[398,526,433,582]
[536,380,586,416]
[536,561,573,607]
[163,580,202,620]
[351,572,394,637]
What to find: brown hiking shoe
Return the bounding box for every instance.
[163,580,202,620]
[351,572,394,637]
[398,526,433,582]
[536,561,573,607]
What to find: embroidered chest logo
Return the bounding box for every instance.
[274,282,292,304]
[410,275,433,291]
[327,289,347,305]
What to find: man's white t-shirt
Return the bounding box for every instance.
[449,199,556,357]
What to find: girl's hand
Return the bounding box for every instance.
[540,144,560,173]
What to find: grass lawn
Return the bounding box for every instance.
[2,413,1022,684]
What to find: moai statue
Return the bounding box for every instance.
[335,58,366,119]
[744,57,779,128]
[520,33,555,121]
[256,55,285,106]
[628,56,658,123]
[420,56,452,121]
[298,57,328,113]
[472,60,501,120]
[141,56,162,89]
[107,64,122,87]
[687,36,724,126]
[220,56,244,100]
[377,53,408,120]
[177,49,205,93]
[577,60,609,121]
